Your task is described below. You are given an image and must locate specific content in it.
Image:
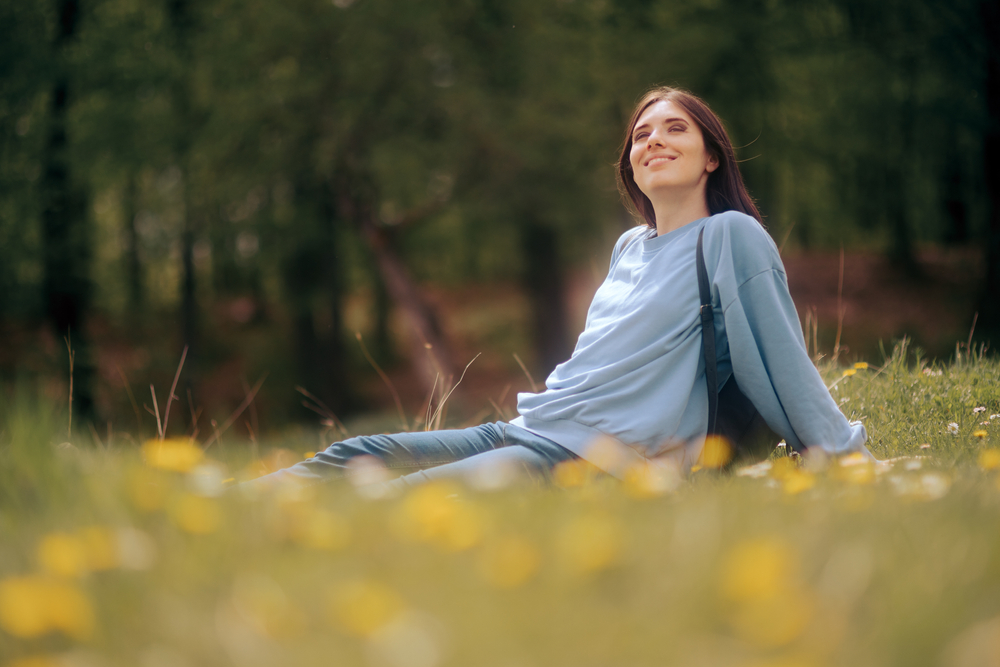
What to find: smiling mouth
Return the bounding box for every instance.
[645,155,677,167]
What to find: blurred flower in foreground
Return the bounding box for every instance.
[977,449,1000,471]
[947,423,960,436]
[854,362,869,370]
[623,460,681,498]
[347,455,394,500]
[719,538,814,648]
[0,575,95,640]
[170,494,222,535]
[329,580,404,638]
[37,532,88,578]
[973,430,988,440]
[35,526,152,578]
[188,461,228,497]
[770,458,815,495]
[290,507,351,551]
[699,436,732,470]
[831,452,875,486]
[552,459,598,488]
[126,466,171,512]
[366,611,445,667]
[231,572,307,639]
[392,482,482,552]
[554,512,623,576]
[114,527,157,571]
[7,656,61,667]
[888,473,950,501]
[940,615,1000,667]
[478,535,541,588]
[842,369,856,377]
[142,438,203,473]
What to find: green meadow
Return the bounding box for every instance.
[2,342,1000,667]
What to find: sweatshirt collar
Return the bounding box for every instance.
[641,216,707,255]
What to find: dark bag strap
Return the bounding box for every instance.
[696,227,719,434]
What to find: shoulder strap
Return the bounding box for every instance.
[697,228,719,434]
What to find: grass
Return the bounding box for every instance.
[1,341,999,667]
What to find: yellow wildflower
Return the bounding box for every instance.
[0,575,95,640]
[303,451,316,460]
[478,535,541,589]
[854,362,869,370]
[973,430,988,440]
[7,656,61,667]
[769,457,798,481]
[978,449,1000,471]
[142,438,203,473]
[554,512,623,576]
[730,588,815,648]
[78,526,119,571]
[392,482,482,552]
[37,533,88,578]
[170,494,222,535]
[719,539,814,648]
[328,580,404,637]
[719,538,797,603]
[782,469,816,495]
[552,459,597,488]
[842,369,856,377]
[699,435,733,469]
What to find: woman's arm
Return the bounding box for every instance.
[707,212,870,457]
[724,268,869,456]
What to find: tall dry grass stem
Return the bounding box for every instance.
[64,332,75,440]
[202,374,267,450]
[161,346,188,439]
[832,246,845,365]
[187,388,201,439]
[116,365,142,436]
[294,386,349,438]
[427,353,480,431]
[778,221,797,255]
[355,331,408,430]
[513,353,538,393]
[149,385,163,440]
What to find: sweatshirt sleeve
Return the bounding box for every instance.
[723,268,867,455]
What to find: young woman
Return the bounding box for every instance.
[252,86,870,491]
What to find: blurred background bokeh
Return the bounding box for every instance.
[1,0,998,438]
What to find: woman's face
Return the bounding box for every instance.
[628,99,718,200]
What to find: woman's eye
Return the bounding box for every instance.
[668,125,685,132]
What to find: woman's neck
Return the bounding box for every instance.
[651,188,711,236]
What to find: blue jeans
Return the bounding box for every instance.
[249,421,578,490]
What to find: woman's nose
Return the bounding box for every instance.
[646,131,665,148]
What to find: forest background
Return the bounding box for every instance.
[1,0,998,441]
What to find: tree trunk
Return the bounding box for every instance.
[981,0,1000,335]
[361,220,456,392]
[42,0,94,423]
[122,172,143,313]
[520,219,571,377]
[180,194,197,353]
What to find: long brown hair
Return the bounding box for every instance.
[616,86,762,227]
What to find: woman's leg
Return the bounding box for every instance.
[246,421,576,489]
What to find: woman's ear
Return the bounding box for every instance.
[706,153,720,173]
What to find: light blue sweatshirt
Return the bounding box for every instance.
[511,211,867,474]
